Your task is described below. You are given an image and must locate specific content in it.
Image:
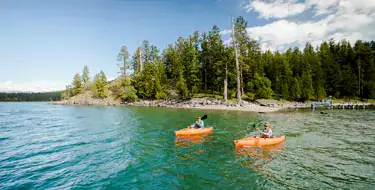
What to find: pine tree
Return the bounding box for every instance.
[117,45,131,77]
[290,77,301,100]
[93,71,108,99]
[82,65,90,89]
[182,35,201,95]
[176,74,189,99]
[301,71,313,101]
[72,73,83,96]
[132,47,142,74]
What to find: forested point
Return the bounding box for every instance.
[62,16,375,103]
[0,92,62,102]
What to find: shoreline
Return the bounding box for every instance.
[50,98,310,113]
[50,102,285,113]
[49,95,375,113]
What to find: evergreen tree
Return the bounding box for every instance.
[72,73,83,96]
[182,35,201,95]
[290,77,301,100]
[82,65,90,89]
[247,73,273,99]
[93,71,108,99]
[63,16,375,102]
[117,46,131,77]
[176,74,189,99]
[301,71,314,101]
[132,47,142,74]
[142,40,152,64]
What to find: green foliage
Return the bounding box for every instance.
[301,71,314,101]
[132,61,167,99]
[72,73,83,95]
[93,71,108,99]
[246,92,255,100]
[108,79,123,101]
[156,91,167,100]
[281,82,289,100]
[247,74,273,99]
[192,86,199,95]
[290,77,301,100]
[0,91,62,101]
[182,35,201,93]
[176,75,189,99]
[61,17,375,102]
[82,65,90,89]
[117,45,131,76]
[123,85,138,102]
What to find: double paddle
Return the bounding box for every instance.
[188,114,208,129]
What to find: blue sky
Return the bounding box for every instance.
[1,0,374,92]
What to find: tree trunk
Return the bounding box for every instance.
[240,67,244,96]
[231,15,241,101]
[139,47,143,73]
[224,61,228,101]
[204,67,207,92]
[123,59,127,79]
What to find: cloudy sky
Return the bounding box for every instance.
[1,0,374,92]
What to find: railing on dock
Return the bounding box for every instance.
[311,100,373,109]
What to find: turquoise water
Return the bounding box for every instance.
[1,102,375,189]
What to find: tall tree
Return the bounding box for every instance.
[232,16,241,101]
[82,65,90,89]
[132,47,143,74]
[164,44,182,87]
[223,47,232,101]
[182,34,201,94]
[117,45,131,77]
[72,73,83,96]
[142,40,152,64]
[93,71,108,99]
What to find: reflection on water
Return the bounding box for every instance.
[175,134,213,147]
[235,143,285,173]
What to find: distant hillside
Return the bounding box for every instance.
[0,91,62,102]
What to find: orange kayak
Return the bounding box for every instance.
[234,136,286,147]
[175,126,213,136]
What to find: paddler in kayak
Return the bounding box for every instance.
[257,123,273,138]
[188,116,204,129]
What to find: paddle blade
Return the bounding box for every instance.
[201,114,208,120]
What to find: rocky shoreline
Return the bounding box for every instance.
[51,97,313,113]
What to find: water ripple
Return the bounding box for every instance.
[0,103,374,189]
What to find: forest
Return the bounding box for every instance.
[0,91,62,102]
[64,16,375,102]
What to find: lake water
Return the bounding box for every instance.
[1,102,374,189]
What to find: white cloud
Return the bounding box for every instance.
[237,0,375,51]
[306,0,339,15]
[0,80,66,92]
[245,0,307,19]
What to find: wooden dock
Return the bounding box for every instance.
[311,101,374,110]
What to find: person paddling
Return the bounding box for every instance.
[188,116,204,129]
[256,123,273,138]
